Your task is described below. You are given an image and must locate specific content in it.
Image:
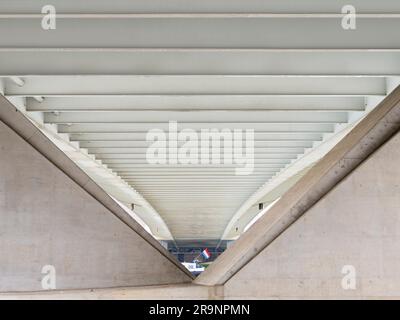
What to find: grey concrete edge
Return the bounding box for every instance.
[0,284,225,300]
[195,85,400,286]
[0,95,194,280]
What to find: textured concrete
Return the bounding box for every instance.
[0,284,223,300]
[196,85,400,286]
[0,96,183,268]
[0,120,191,291]
[224,130,400,299]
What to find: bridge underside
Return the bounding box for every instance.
[1,0,400,299]
[2,0,400,245]
[1,78,400,299]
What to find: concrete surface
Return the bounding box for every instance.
[196,85,400,286]
[0,96,186,271]
[224,130,400,299]
[0,284,223,300]
[1,113,400,297]
[0,119,191,291]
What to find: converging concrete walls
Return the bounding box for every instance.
[0,120,191,291]
[1,114,400,298]
[224,130,400,299]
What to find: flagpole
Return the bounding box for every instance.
[193,251,202,263]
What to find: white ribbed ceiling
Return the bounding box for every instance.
[0,0,399,243]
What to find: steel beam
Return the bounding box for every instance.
[3,76,386,96]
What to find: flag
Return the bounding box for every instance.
[201,248,211,260]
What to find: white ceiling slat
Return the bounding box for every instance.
[124,178,275,182]
[101,159,293,164]
[1,18,400,49]
[68,132,325,141]
[86,147,305,154]
[95,154,299,160]
[3,13,400,19]
[123,173,278,177]
[61,123,334,133]
[26,96,365,111]
[122,176,275,180]
[44,110,350,123]
[125,177,273,180]
[80,140,314,148]
[106,164,287,169]
[0,0,399,14]
[4,76,386,96]
[2,51,400,76]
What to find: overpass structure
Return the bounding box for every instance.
[1,0,400,299]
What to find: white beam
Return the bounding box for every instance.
[101,159,292,164]
[0,0,399,15]
[118,170,280,175]
[117,168,279,178]
[124,182,272,186]
[44,111,349,123]
[25,96,365,111]
[87,147,305,154]
[3,76,386,96]
[121,173,275,177]
[61,123,334,133]
[80,140,314,148]
[106,164,286,169]
[4,13,400,19]
[95,153,298,159]
[1,51,400,76]
[1,18,400,49]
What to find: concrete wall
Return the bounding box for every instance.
[0,284,224,300]
[0,120,191,291]
[224,130,400,299]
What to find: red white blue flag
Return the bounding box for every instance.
[201,248,211,260]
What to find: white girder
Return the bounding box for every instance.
[1,51,400,76]
[1,17,400,49]
[3,76,386,95]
